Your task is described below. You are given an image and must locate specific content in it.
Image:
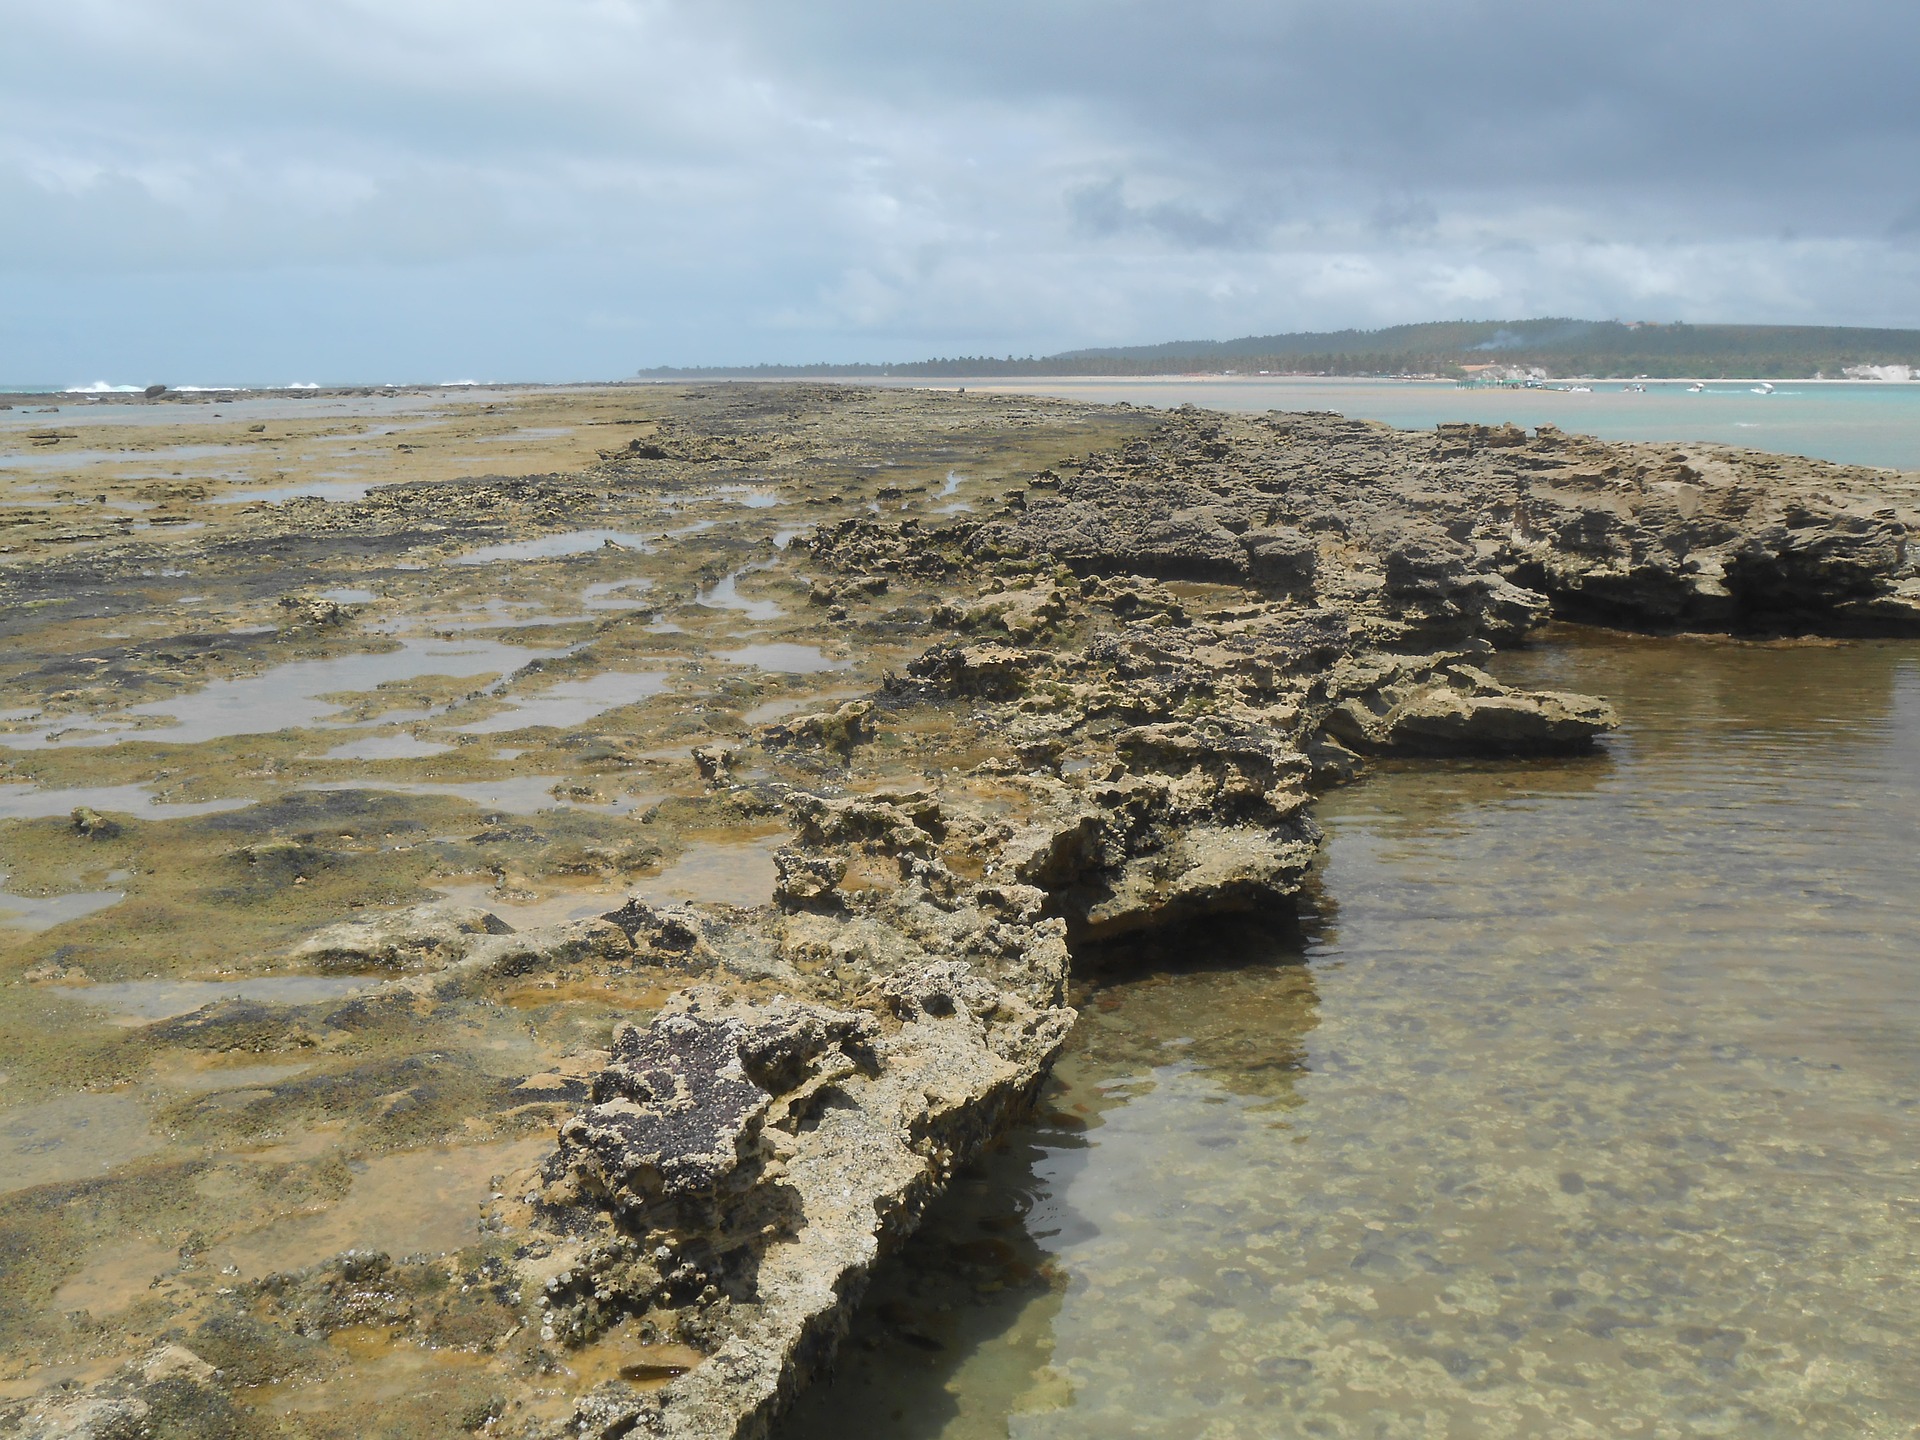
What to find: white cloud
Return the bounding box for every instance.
[1,0,1918,379]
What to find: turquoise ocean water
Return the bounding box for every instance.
[935,378,1920,473]
[17,377,1920,472]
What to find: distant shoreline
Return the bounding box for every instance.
[636,318,1920,386]
[6,373,1917,413]
[849,373,1920,390]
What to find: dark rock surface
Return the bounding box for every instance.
[985,411,1920,635]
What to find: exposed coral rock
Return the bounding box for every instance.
[137,1345,219,1387]
[1323,658,1618,755]
[692,743,740,786]
[294,902,513,970]
[1240,525,1318,594]
[965,409,1920,637]
[1112,720,1312,823]
[534,400,1917,1438]
[69,805,119,839]
[756,699,874,754]
[526,966,1071,1440]
[906,643,1041,699]
[9,1392,151,1440]
[1003,474,1255,581]
[770,847,846,905]
[277,592,355,627]
[464,917,636,978]
[602,898,713,956]
[932,582,1067,641]
[1069,821,1321,942]
[1,1344,237,1440]
[554,993,877,1257]
[787,789,942,854]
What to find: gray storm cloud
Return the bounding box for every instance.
[2,0,1916,380]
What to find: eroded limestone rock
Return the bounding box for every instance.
[294,902,513,971]
[756,699,874,755]
[554,994,876,1264]
[1,1344,237,1440]
[965,410,1920,637]
[1323,658,1618,755]
[525,963,1071,1440]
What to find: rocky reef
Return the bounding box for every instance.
[986,411,1920,632]
[4,389,1917,1440]
[522,407,1920,1439]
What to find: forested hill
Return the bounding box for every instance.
[642,320,1920,380]
[1049,320,1920,379]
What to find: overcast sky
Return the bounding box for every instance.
[5,0,1919,384]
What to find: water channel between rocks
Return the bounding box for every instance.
[780,628,1920,1440]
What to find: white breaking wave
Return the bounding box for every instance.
[64,381,143,393]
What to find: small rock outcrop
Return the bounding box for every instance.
[554,994,877,1264]
[295,902,514,971]
[756,699,874,755]
[1322,657,1618,755]
[523,949,1072,1439]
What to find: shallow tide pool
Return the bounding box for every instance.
[0,636,564,748]
[782,630,1920,1440]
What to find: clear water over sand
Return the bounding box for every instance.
[782,630,1920,1439]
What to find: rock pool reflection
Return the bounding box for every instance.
[779,630,1920,1439]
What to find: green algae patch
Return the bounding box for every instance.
[0,1151,354,1349]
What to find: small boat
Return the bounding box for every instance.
[1567,385,1593,393]
[1687,382,1705,393]
[1623,383,1647,394]
[1752,382,1775,395]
